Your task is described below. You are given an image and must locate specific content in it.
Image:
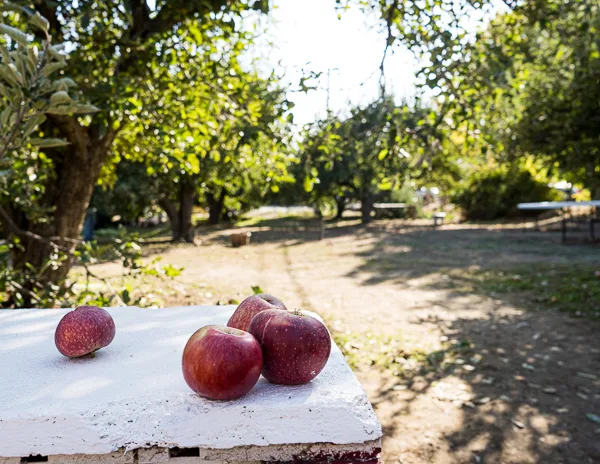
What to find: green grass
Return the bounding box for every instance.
[235,212,317,228]
[333,330,475,379]
[445,264,600,319]
[94,224,171,240]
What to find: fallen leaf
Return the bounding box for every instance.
[587,413,600,425]
[511,419,525,429]
[577,393,589,400]
[470,354,483,364]
[522,363,535,371]
[578,372,598,380]
[543,387,557,394]
[476,397,491,404]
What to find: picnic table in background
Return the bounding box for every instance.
[517,201,600,243]
[373,203,417,219]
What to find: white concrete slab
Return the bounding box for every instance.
[0,306,381,458]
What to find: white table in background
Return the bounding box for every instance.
[517,201,600,242]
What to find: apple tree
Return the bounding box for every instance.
[112,29,294,241]
[301,98,456,222]
[0,0,270,303]
[446,1,600,197]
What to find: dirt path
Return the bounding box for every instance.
[89,220,600,463]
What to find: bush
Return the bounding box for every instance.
[452,166,563,220]
[91,162,157,226]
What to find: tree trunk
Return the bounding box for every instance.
[159,197,180,240]
[159,179,196,243]
[207,189,226,225]
[361,194,374,224]
[2,116,116,307]
[178,179,195,243]
[335,196,346,219]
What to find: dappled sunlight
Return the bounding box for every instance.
[353,300,600,463]
[57,377,114,400]
[0,320,61,336]
[154,335,190,349]
[0,335,47,352]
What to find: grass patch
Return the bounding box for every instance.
[445,264,600,319]
[333,330,475,380]
[235,212,317,229]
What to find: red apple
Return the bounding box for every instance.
[182,325,263,400]
[248,309,331,385]
[55,306,116,358]
[227,293,287,332]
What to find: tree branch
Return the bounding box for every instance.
[0,205,80,250]
[141,0,229,38]
[379,0,399,98]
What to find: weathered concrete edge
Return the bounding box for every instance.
[1,438,382,463]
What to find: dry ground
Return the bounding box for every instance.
[87,217,600,464]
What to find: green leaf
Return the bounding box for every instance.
[163,264,182,278]
[42,61,65,77]
[0,24,29,46]
[28,138,70,148]
[587,413,600,425]
[72,104,100,114]
[303,176,314,192]
[49,91,72,106]
[378,148,389,160]
[317,144,330,154]
[251,285,264,295]
[28,13,50,32]
[378,179,393,190]
[21,114,46,138]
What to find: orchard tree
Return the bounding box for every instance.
[0,5,100,304]
[198,76,294,226]
[349,0,599,194]
[447,2,600,196]
[302,98,455,223]
[115,30,294,241]
[0,0,270,297]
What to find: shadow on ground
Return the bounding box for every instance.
[330,221,600,463]
[344,224,599,285]
[364,300,600,463]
